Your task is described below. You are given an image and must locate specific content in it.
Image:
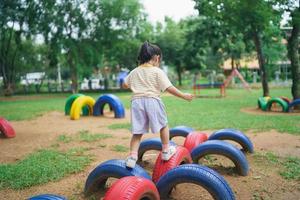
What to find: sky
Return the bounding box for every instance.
[141,0,198,24]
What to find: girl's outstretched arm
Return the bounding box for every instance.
[166,86,193,101]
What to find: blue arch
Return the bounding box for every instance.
[93,94,125,118]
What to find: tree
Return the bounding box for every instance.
[193,0,282,96]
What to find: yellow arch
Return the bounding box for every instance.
[70,96,95,120]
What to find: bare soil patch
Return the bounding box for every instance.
[241,107,300,116]
[0,111,299,200]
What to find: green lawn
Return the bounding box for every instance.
[0,88,299,134]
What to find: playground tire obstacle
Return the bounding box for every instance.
[64,94,89,116]
[28,194,67,200]
[70,96,95,120]
[137,138,176,162]
[191,140,249,176]
[103,176,159,200]
[84,159,151,196]
[208,128,254,153]
[257,97,270,110]
[156,164,236,200]
[0,117,16,138]
[169,125,194,139]
[93,94,125,118]
[266,97,289,112]
[152,146,192,183]
[183,132,208,152]
[288,98,300,111]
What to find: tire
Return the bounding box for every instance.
[191,140,249,176]
[138,138,176,162]
[257,97,268,110]
[156,164,235,200]
[266,97,289,112]
[93,94,125,118]
[288,98,300,112]
[27,194,67,200]
[0,117,16,138]
[84,159,151,196]
[70,96,95,120]
[183,132,208,152]
[103,176,159,200]
[152,146,192,183]
[169,126,194,139]
[64,94,89,116]
[208,129,254,153]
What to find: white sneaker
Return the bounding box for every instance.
[162,145,176,161]
[125,156,137,168]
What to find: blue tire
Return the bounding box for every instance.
[288,98,300,112]
[169,126,194,139]
[191,140,249,176]
[28,194,67,200]
[156,164,235,200]
[84,159,151,196]
[138,138,176,161]
[93,94,125,118]
[209,128,254,153]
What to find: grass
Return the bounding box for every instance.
[1,88,299,134]
[0,148,91,189]
[78,130,113,142]
[108,123,131,130]
[111,145,129,152]
[253,151,300,181]
[57,134,73,143]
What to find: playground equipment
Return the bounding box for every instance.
[137,138,176,162]
[28,194,67,200]
[70,96,95,120]
[183,132,208,152]
[288,98,300,112]
[103,176,159,200]
[193,83,226,97]
[209,128,254,153]
[156,164,235,200]
[93,94,125,118]
[0,117,16,138]
[257,96,270,110]
[169,125,194,139]
[191,140,249,176]
[65,94,89,116]
[152,146,192,183]
[84,159,151,196]
[265,97,289,112]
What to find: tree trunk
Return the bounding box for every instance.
[176,65,182,86]
[288,8,300,107]
[68,51,78,93]
[253,31,269,97]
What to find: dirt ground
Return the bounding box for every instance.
[0,110,299,200]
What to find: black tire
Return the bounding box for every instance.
[209,129,254,153]
[169,126,194,139]
[84,159,151,196]
[27,194,67,200]
[156,164,235,200]
[191,140,249,176]
[138,138,176,161]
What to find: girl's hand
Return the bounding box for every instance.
[183,93,194,101]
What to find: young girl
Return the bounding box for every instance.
[123,41,193,168]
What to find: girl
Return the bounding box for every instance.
[123,41,193,168]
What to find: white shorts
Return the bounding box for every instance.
[131,97,168,134]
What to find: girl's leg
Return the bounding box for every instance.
[126,134,143,168]
[160,125,176,160]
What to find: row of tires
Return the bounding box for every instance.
[0,117,16,138]
[27,126,253,200]
[65,93,125,120]
[257,96,300,112]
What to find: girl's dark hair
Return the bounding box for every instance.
[137,41,162,65]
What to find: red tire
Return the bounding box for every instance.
[152,146,192,183]
[103,176,159,200]
[183,132,208,153]
[0,117,16,138]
